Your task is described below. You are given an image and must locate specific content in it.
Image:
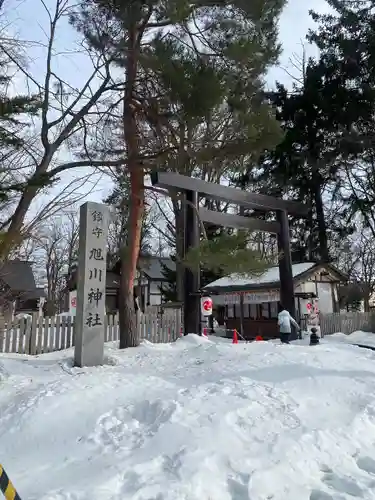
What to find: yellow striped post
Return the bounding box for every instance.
[0,465,21,500]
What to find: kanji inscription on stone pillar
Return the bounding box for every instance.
[74,202,109,367]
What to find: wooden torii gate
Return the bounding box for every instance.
[151,172,309,338]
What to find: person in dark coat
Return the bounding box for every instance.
[309,327,320,345]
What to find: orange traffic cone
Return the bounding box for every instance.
[202,327,208,337]
[255,335,263,341]
[232,329,238,344]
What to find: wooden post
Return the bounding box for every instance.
[23,318,30,354]
[183,190,201,335]
[16,318,23,354]
[239,294,245,338]
[66,316,72,348]
[0,312,5,353]
[29,314,38,355]
[276,210,296,339]
[43,316,50,352]
[36,315,43,354]
[178,308,181,340]
[60,317,67,350]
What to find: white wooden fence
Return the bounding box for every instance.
[0,309,182,355]
[320,312,375,336]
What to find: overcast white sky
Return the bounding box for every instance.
[268,0,332,85]
[4,0,332,214]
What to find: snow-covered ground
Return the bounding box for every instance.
[329,330,375,349]
[2,334,375,499]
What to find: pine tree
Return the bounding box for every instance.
[104,171,153,267]
[253,1,375,263]
[260,66,338,263]
[159,257,178,302]
[307,1,375,238]
[251,49,365,263]
[71,0,286,347]
[160,254,226,303]
[0,51,40,206]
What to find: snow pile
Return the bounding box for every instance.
[329,330,375,348]
[2,335,375,499]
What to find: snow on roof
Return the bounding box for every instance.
[204,262,317,289]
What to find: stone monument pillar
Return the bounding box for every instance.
[74,202,109,367]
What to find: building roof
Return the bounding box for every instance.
[110,255,175,282]
[0,260,39,293]
[204,262,346,292]
[21,288,46,300]
[138,256,175,281]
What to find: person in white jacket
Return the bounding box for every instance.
[277,305,300,344]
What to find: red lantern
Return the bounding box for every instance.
[201,296,213,316]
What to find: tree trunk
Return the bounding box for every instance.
[119,167,144,348]
[45,298,56,317]
[118,25,144,349]
[0,153,53,259]
[311,163,329,262]
[173,202,185,302]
